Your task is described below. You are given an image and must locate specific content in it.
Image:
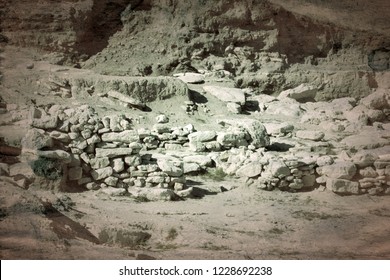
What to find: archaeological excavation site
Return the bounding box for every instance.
[0,0,389,259]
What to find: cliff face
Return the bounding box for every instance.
[1,0,389,98]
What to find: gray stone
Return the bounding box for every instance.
[269,161,290,178]
[107,90,144,107]
[174,73,205,84]
[104,176,119,187]
[31,116,58,129]
[112,158,125,173]
[90,157,110,169]
[320,162,357,180]
[49,131,70,142]
[95,148,133,158]
[91,166,113,180]
[236,162,262,178]
[327,178,359,195]
[156,114,169,123]
[37,150,71,163]
[68,166,83,181]
[316,156,334,167]
[21,128,53,151]
[188,131,216,143]
[296,130,325,141]
[182,155,213,167]
[227,102,242,114]
[359,167,378,178]
[0,163,9,176]
[203,85,246,105]
[183,162,202,174]
[157,159,183,177]
[278,84,317,102]
[152,124,171,134]
[87,134,101,145]
[101,130,139,144]
[124,155,142,167]
[360,89,389,110]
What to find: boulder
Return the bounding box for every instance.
[31,116,58,129]
[21,128,53,151]
[107,90,144,108]
[91,166,113,180]
[183,155,213,167]
[156,114,169,123]
[95,148,134,158]
[360,89,389,110]
[295,130,325,141]
[174,73,205,84]
[278,84,317,102]
[90,157,110,169]
[101,130,139,143]
[37,150,72,163]
[157,159,183,177]
[236,162,262,178]
[227,102,242,114]
[188,131,216,143]
[269,160,290,178]
[327,178,360,195]
[320,162,357,180]
[203,85,246,105]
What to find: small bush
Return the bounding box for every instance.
[31,157,63,180]
[205,168,227,181]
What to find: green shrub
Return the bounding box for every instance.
[31,157,63,180]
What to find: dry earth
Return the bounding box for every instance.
[0,0,390,260]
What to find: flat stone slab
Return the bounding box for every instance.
[174,73,205,84]
[203,85,246,105]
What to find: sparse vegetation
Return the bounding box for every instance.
[205,168,228,181]
[166,227,178,241]
[30,157,62,180]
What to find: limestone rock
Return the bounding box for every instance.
[327,178,359,195]
[203,85,246,105]
[269,161,290,178]
[183,162,202,174]
[174,73,205,84]
[236,162,262,178]
[21,129,53,151]
[91,167,113,180]
[49,131,70,142]
[183,155,213,167]
[157,159,183,177]
[320,162,357,180]
[90,157,110,169]
[278,84,317,102]
[188,131,216,143]
[37,150,71,163]
[31,116,58,129]
[95,148,133,158]
[101,130,139,144]
[295,130,325,141]
[107,90,144,108]
[112,158,125,173]
[360,89,389,110]
[227,102,242,114]
[156,114,169,123]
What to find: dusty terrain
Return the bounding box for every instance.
[0,0,390,260]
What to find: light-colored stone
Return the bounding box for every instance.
[236,162,262,178]
[360,89,389,110]
[183,162,202,174]
[31,116,58,129]
[152,124,171,134]
[37,150,71,163]
[157,159,183,177]
[124,155,142,167]
[104,176,118,187]
[156,114,169,123]
[296,130,325,141]
[90,157,110,169]
[95,148,133,158]
[316,156,334,167]
[174,73,205,84]
[320,162,357,180]
[227,102,242,114]
[182,155,213,167]
[278,84,317,102]
[91,166,113,180]
[188,131,216,143]
[269,161,290,178]
[359,167,378,178]
[112,158,125,173]
[49,131,70,142]
[21,128,53,150]
[101,130,139,143]
[107,90,144,107]
[327,178,359,195]
[203,85,246,105]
